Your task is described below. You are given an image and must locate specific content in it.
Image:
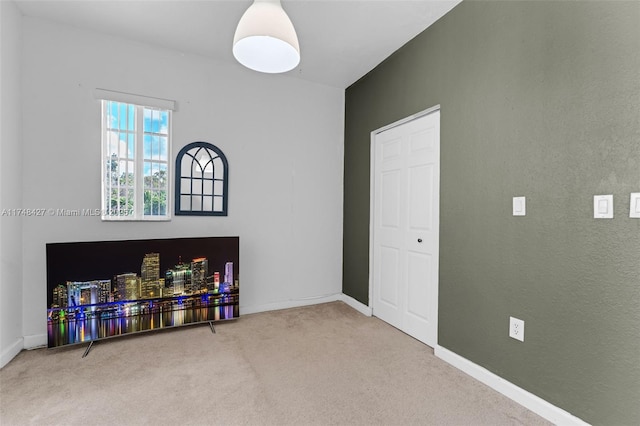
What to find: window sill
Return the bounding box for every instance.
[101,216,172,222]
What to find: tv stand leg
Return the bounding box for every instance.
[209,321,216,334]
[82,341,94,358]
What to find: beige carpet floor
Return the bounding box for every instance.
[0,302,551,425]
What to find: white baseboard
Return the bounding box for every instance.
[240,293,343,316]
[434,346,589,426]
[340,293,372,316]
[0,337,24,369]
[23,333,47,350]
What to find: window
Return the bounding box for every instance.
[175,142,228,216]
[98,90,174,221]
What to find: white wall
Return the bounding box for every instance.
[20,17,345,346]
[0,0,25,367]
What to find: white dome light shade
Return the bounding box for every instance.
[233,0,300,73]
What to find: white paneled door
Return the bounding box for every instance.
[371,109,440,347]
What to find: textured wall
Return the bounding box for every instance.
[0,0,24,368]
[343,1,640,424]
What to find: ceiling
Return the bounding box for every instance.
[14,0,462,89]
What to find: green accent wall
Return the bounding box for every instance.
[342,1,640,424]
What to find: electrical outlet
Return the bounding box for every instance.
[509,316,525,342]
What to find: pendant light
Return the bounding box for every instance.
[232,0,300,74]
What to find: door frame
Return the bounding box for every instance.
[368,104,441,342]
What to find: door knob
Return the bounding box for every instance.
[417,238,422,243]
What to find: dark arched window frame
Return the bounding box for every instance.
[175,142,228,216]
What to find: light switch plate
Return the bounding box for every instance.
[513,196,526,216]
[593,195,613,219]
[630,193,640,218]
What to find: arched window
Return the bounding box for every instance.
[175,142,228,216]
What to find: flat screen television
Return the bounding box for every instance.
[46,236,239,348]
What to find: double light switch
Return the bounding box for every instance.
[630,193,640,218]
